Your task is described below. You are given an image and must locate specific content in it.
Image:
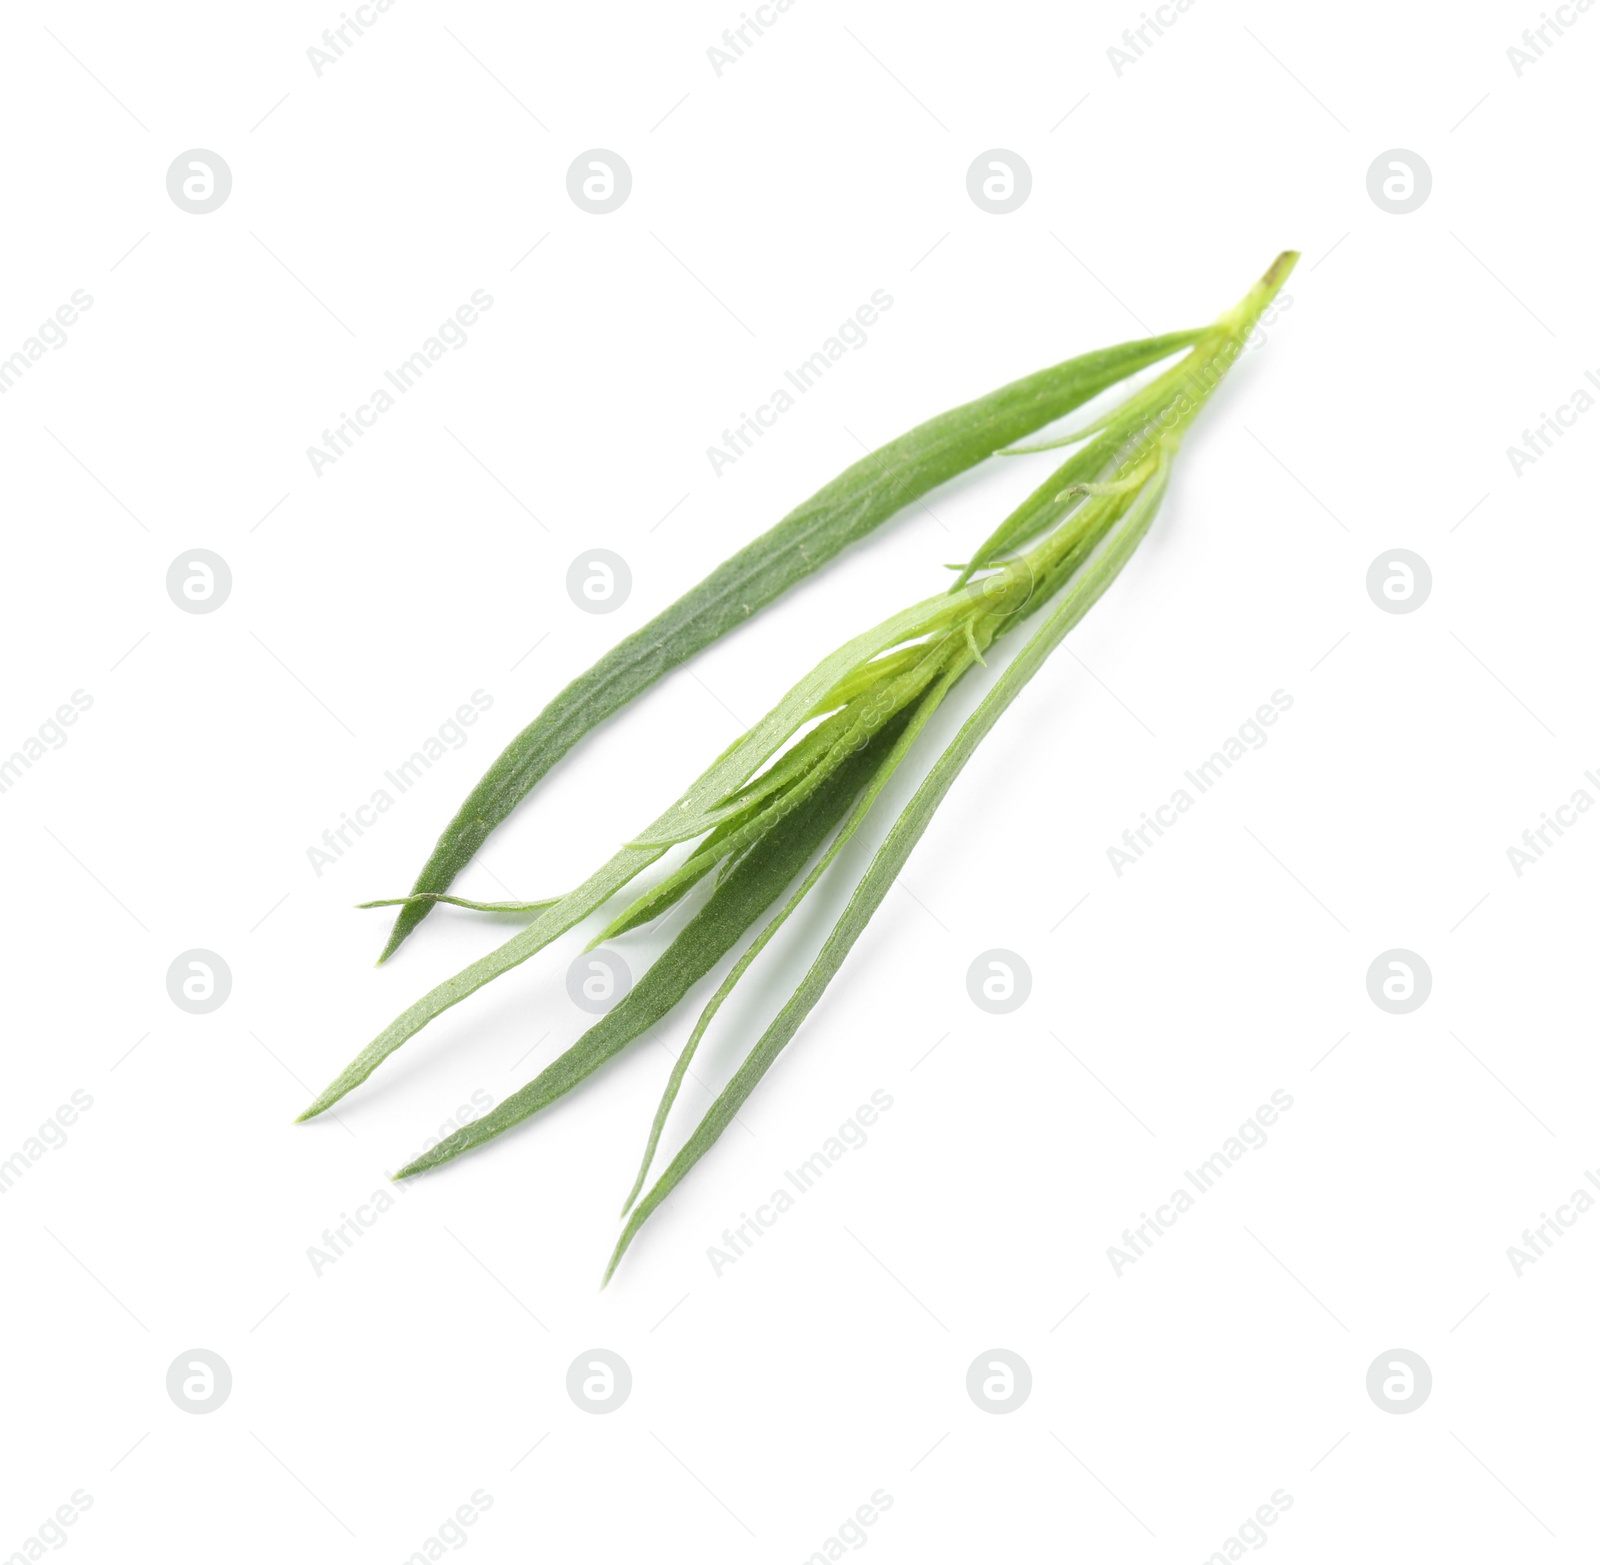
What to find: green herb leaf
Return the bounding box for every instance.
[356,893,559,915]
[392,718,910,1178]
[619,660,968,1218]
[300,574,1007,1119]
[602,253,1300,1279]
[304,255,1299,1290]
[604,468,1174,1283]
[378,329,1205,961]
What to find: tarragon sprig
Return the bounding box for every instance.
[300,252,1298,1282]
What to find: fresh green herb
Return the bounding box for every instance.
[376,328,1205,961]
[607,447,1172,1280]
[356,893,559,915]
[303,573,1017,1119]
[304,253,1297,1283]
[605,255,1300,1277]
[394,717,908,1179]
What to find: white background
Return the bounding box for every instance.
[2,0,1596,1560]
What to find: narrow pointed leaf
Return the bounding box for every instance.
[393,722,906,1178]
[605,478,1171,1283]
[620,661,966,1216]
[380,328,1206,959]
[605,250,1300,1279]
[300,576,1009,1119]
[356,894,559,915]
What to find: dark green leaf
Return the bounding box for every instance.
[603,469,1176,1282]
[379,329,1204,960]
[393,719,909,1178]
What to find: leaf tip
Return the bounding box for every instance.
[1263,248,1301,288]
[376,907,420,964]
